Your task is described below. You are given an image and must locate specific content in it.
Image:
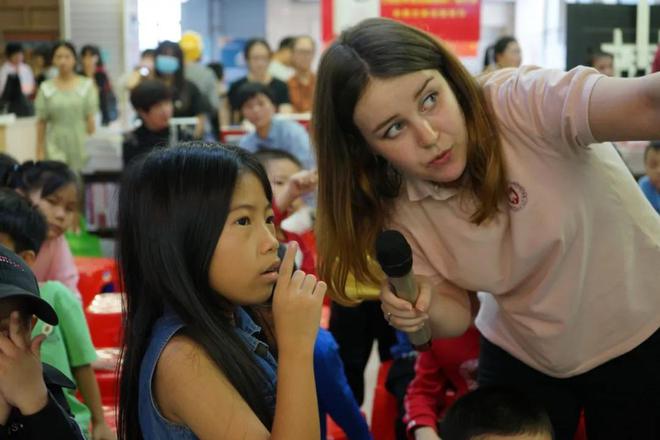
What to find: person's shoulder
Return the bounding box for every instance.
[270,77,288,89]
[39,79,57,96]
[313,328,339,362]
[77,75,95,94]
[38,280,72,300]
[42,362,76,390]
[229,76,248,90]
[155,333,223,402]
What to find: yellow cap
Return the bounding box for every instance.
[180,31,203,62]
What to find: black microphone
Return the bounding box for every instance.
[375,230,432,351]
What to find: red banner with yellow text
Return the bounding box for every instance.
[380,0,480,56]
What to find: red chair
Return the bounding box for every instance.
[86,293,123,348]
[371,360,397,440]
[75,257,118,307]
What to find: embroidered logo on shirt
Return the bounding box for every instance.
[507,181,528,211]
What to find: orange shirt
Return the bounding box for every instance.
[287,73,316,113]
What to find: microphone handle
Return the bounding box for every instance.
[388,274,432,351]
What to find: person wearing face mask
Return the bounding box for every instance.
[154,41,207,139]
[34,41,98,173]
[227,38,292,123]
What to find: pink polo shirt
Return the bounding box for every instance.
[388,66,660,378]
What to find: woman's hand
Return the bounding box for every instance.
[272,243,326,356]
[379,275,431,333]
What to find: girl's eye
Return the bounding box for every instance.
[266,215,275,224]
[235,217,251,226]
[422,92,438,111]
[384,122,404,139]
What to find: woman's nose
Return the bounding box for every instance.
[416,118,439,149]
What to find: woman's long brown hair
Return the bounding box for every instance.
[312,18,507,305]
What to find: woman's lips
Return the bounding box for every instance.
[429,148,452,167]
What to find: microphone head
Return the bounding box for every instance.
[375,230,413,278]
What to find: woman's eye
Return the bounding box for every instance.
[384,122,404,139]
[422,93,438,111]
[235,217,251,226]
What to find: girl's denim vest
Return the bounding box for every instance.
[138,307,277,439]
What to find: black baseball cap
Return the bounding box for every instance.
[0,245,58,325]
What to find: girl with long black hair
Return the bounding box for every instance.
[117,143,325,439]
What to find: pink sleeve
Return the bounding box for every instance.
[35,237,80,297]
[480,65,603,155]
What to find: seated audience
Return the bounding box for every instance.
[237,82,314,169]
[227,38,291,122]
[123,80,187,166]
[287,36,317,114]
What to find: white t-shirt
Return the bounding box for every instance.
[388,66,660,378]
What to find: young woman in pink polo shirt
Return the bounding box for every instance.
[313,18,660,439]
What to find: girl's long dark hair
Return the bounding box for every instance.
[117,143,275,439]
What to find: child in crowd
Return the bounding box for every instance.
[404,327,480,440]
[236,82,315,170]
[123,79,181,166]
[0,189,115,440]
[639,141,660,213]
[254,148,317,274]
[0,244,85,439]
[1,160,80,297]
[439,386,554,440]
[117,144,326,439]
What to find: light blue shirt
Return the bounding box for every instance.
[638,175,660,213]
[239,118,315,169]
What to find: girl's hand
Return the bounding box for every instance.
[272,243,326,356]
[379,275,431,333]
[0,312,48,416]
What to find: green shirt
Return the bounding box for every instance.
[32,281,98,438]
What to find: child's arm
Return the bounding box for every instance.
[589,73,660,142]
[314,331,372,439]
[275,169,317,214]
[72,364,115,440]
[404,349,447,439]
